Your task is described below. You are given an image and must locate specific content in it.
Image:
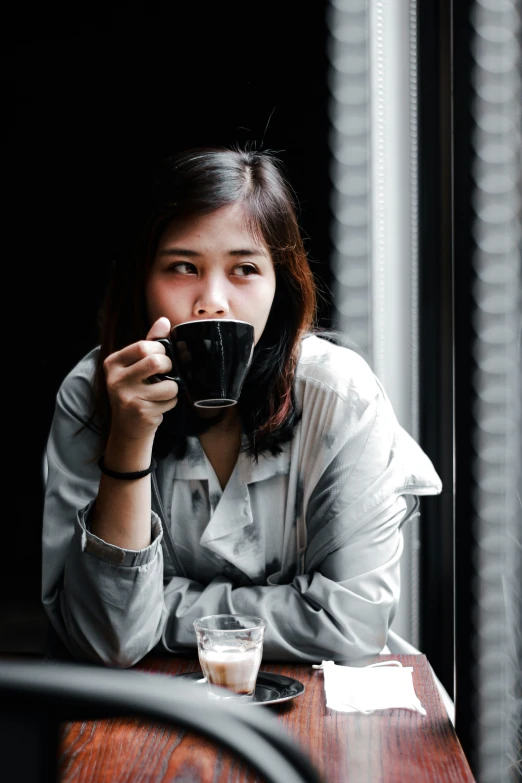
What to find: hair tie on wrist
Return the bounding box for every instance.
[97,456,157,480]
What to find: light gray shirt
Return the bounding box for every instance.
[42,334,442,667]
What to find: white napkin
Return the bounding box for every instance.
[313,660,426,716]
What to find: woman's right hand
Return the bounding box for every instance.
[103,316,179,444]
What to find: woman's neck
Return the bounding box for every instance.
[196,408,242,490]
[191,403,241,432]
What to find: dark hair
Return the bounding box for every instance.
[92,145,317,459]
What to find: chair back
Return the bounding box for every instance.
[0,659,322,783]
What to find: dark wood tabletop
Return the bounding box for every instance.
[58,653,475,783]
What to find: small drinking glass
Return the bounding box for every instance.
[193,614,267,701]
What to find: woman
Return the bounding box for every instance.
[42,145,442,670]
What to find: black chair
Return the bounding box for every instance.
[0,659,322,783]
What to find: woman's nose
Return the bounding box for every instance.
[192,280,229,317]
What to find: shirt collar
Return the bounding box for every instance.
[170,435,291,583]
[172,435,291,485]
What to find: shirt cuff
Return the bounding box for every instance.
[77,500,163,567]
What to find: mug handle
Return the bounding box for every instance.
[151,338,184,387]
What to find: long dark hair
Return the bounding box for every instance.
[92,145,317,459]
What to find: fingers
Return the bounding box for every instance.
[146,316,171,340]
[104,352,179,442]
[106,339,170,377]
[106,316,172,374]
[102,322,179,442]
[143,377,179,402]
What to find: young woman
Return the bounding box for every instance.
[42,145,442,670]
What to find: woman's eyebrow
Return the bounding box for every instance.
[158,247,200,257]
[228,248,268,257]
[158,247,268,258]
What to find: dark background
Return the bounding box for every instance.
[4,2,333,625]
[3,0,457,669]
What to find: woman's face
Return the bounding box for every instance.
[146,203,277,345]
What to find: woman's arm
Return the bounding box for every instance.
[157,498,407,662]
[42,318,178,666]
[89,317,177,550]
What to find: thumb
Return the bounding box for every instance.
[146,316,171,340]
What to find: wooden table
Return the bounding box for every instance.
[58,654,475,783]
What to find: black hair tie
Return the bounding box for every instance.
[97,456,157,480]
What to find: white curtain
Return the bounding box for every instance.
[327,0,421,647]
[469,1,521,780]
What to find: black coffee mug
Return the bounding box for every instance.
[155,319,255,408]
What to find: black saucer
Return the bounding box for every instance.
[177,671,305,706]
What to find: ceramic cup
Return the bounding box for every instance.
[155,319,255,408]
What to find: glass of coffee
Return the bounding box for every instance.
[193,614,266,701]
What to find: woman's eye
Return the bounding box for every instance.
[233,264,258,277]
[169,262,197,274]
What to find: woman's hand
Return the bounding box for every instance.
[103,316,179,444]
[90,316,176,549]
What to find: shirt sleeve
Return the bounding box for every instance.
[42,358,166,666]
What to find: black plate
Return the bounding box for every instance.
[177,671,305,706]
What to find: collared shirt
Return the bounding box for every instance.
[42,334,442,667]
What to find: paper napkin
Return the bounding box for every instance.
[313,660,426,715]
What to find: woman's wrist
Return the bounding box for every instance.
[103,433,155,474]
[98,455,157,480]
